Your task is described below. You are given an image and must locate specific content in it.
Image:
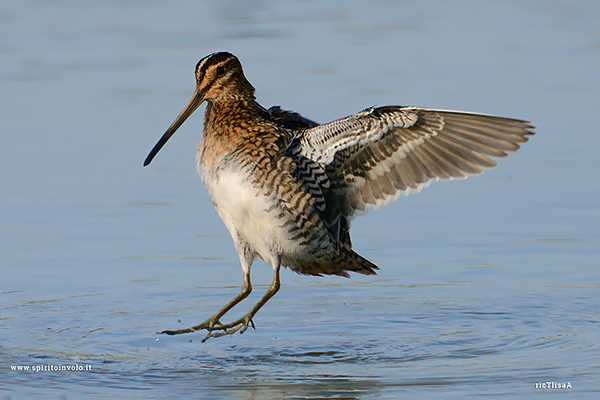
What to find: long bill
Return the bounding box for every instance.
[143,87,206,167]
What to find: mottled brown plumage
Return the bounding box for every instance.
[144,52,534,341]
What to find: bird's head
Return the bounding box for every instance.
[144,52,253,166]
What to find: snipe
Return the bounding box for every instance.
[144,52,534,342]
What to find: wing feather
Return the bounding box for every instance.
[296,106,534,218]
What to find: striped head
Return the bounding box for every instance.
[144,52,254,166]
[194,52,255,102]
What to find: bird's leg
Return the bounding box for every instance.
[158,272,252,335]
[202,264,281,342]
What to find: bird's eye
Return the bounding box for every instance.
[216,66,225,77]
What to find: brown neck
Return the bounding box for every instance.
[203,96,268,139]
[199,96,274,168]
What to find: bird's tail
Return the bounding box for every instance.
[339,249,379,277]
[289,249,379,277]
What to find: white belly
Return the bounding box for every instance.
[199,165,290,265]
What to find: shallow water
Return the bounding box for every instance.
[2,0,599,398]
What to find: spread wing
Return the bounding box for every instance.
[296,106,535,223]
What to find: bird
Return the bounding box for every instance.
[144,52,534,342]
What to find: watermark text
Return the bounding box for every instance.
[10,364,92,373]
[535,381,571,389]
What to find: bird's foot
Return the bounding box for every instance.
[157,313,256,342]
[157,268,277,342]
[157,314,224,336]
[200,314,256,343]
